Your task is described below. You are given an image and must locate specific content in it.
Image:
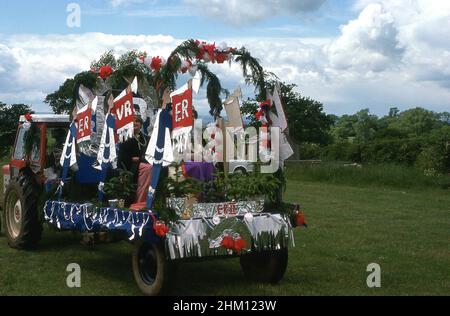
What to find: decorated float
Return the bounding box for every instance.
[2,39,307,296]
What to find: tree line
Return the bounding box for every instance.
[1,81,449,175]
[0,102,32,158]
[242,83,450,175]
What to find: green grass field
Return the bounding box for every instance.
[1,164,450,296]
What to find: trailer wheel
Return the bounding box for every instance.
[240,248,288,284]
[132,240,173,296]
[2,174,42,249]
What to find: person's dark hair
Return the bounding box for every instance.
[135,115,144,125]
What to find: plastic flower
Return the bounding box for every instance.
[233,238,247,253]
[221,235,235,250]
[215,53,229,64]
[151,56,164,72]
[99,65,114,79]
[153,221,170,237]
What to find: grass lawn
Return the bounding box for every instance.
[1,176,450,296]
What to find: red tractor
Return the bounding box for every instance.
[2,114,70,249]
[1,114,298,296]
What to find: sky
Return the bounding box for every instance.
[0,0,449,117]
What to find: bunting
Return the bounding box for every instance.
[58,122,78,199]
[171,84,193,154]
[95,113,118,200]
[145,108,174,209]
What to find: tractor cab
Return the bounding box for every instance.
[1,114,70,249]
[3,115,70,195]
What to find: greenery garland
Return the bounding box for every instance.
[81,39,272,118]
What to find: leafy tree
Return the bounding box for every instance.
[0,102,33,157]
[395,108,441,137]
[241,82,333,146]
[353,109,379,143]
[44,71,98,114]
[388,107,400,118]
[439,112,450,125]
[44,78,75,114]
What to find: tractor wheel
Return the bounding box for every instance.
[132,240,175,296]
[240,248,289,284]
[2,174,42,249]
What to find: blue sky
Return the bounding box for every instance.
[0,0,449,116]
[0,0,354,38]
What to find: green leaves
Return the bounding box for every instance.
[197,170,282,203]
[90,50,117,70]
[166,164,200,198]
[196,63,224,118]
[45,40,271,119]
[0,103,33,157]
[103,170,136,201]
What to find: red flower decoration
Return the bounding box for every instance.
[233,238,247,253]
[99,65,113,79]
[151,56,163,72]
[24,113,33,122]
[221,235,235,250]
[204,43,217,63]
[153,221,170,237]
[196,49,205,61]
[259,100,272,109]
[216,53,228,64]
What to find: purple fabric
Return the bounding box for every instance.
[184,162,215,182]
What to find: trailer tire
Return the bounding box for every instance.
[2,174,42,249]
[240,248,288,284]
[132,240,174,296]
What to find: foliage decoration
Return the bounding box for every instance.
[103,170,137,203]
[197,169,282,204]
[167,164,201,198]
[46,39,272,119]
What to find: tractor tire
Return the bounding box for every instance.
[240,248,289,284]
[2,174,42,249]
[132,240,175,296]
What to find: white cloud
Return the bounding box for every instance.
[1,0,450,116]
[350,0,450,90]
[0,44,21,91]
[110,0,147,7]
[326,3,404,72]
[108,0,326,24]
[183,0,326,26]
[0,33,180,111]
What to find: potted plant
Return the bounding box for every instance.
[104,170,136,208]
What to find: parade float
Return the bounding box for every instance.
[1,39,306,296]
